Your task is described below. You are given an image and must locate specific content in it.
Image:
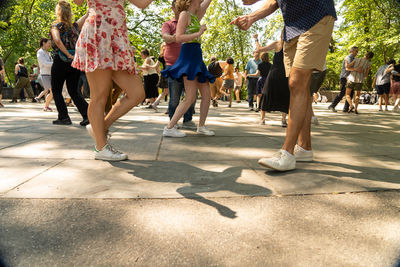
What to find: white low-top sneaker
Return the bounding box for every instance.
[197,125,215,136]
[294,144,313,162]
[163,126,186,137]
[258,149,295,171]
[95,143,128,161]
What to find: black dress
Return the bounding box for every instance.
[260,49,290,113]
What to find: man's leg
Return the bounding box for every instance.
[168,78,181,120]
[12,79,24,101]
[247,79,254,108]
[297,96,312,150]
[329,77,346,110]
[282,67,313,154]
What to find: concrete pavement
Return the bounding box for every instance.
[0,100,399,266]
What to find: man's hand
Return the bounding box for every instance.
[253,33,258,39]
[230,15,253,31]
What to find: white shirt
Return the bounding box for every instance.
[347,58,371,83]
[234,72,243,87]
[141,57,157,76]
[37,48,53,75]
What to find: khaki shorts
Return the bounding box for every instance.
[283,15,335,77]
[346,81,363,91]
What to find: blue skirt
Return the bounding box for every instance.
[161,43,215,84]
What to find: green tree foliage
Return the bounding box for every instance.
[323,0,400,90]
[1,0,399,90]
[202,0,262,70]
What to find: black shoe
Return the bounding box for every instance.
[164,111,169,115]
[31,99,37,103]
[53,118,72,125]
[9,99,17,103]
[80,118,90,126]
[249,107,254,111]
[21,99,26,102]
[255,108,260,112]
[328,106,337,112]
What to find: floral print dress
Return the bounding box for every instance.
[72,0,137,74]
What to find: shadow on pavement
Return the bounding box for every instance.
[111,160,273,219]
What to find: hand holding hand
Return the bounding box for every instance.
[230,15,252,31]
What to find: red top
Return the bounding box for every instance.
[161,18,181,66]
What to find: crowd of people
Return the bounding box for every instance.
[0,0,399,171]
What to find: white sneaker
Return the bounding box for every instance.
[181,120,197,129]
[86,124,111,140]
[94,143,128,161]
[163,126,186,137]
[151,103,158,112]
[258,150,295,171]
[197,125,215,136]
[311,116,319,125]
[393,106,399,112]
[294,144,313,162]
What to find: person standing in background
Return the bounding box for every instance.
[244,51,261,111]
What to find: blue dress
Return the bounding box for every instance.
[161,13,215,84]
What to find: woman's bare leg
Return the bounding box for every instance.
[45,89,53,108]
[345,88,353,110]
[197,80,211,127]
[354,90,361,112]
[86,69,113,150]
[105,71,146,130]
[167,77,197,129]
[235,89,240,102]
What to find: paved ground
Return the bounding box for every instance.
[0,100,399,266]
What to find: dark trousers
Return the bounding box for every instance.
[330,77,353,111]
[13,77,34,100]
[77,72,90,98]
[31,80,43,96]
[51,55,88,120]
[247,77,258,107]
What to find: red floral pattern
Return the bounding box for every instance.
[72,0,137,74]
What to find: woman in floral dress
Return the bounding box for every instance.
[72,0,153,161]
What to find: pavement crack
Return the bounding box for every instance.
[155,135,163,161]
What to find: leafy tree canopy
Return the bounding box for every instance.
[0,0,399,90]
